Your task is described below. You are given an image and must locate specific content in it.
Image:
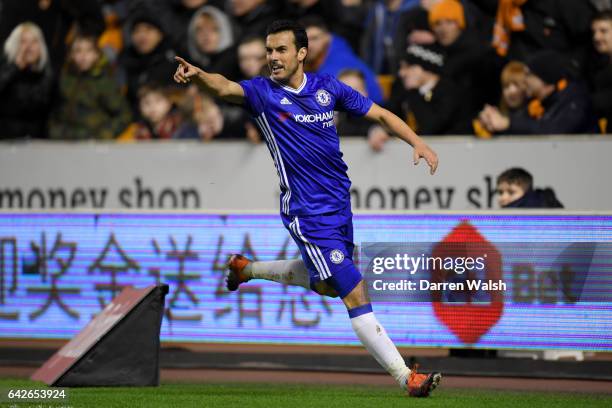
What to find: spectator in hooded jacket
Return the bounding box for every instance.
[48,33,132,140]
[479,50,599,135]
[120,13,179,115]
[301,15,383,103]
[0,22,54,139]
[186,6,241,80]
[157,0,225,55]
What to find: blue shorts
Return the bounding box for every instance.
[281,204,363,298]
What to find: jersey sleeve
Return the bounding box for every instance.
[330,75,374,117]
[239,77,266,115]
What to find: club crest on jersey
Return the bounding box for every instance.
[315,89,331,106]
[330,249,344,264]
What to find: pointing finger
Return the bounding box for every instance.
[175,56,188,66]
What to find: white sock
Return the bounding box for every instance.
[246,259,311,290]
[351,310,411,389]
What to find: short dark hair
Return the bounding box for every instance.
[338,68,365,82]
[239,34,265,47]
[138,83,170,100]
[266,20,308,51]
[496,168,533,191]
[70,32,100,50]
[298,15,329,32]
[593,9,612,23]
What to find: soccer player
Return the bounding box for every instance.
[173,20,441,397]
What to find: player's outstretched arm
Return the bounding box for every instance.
[174,56,245,105]
[365,103,439,175]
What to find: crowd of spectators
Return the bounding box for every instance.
[0,0,610,144]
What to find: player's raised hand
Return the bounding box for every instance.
[174,56,200,84]
[413,143,439,175]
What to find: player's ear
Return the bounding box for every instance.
[297,47,307,63]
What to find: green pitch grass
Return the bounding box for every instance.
[0,378,610,408]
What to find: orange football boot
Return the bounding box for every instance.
[226,254,252,291]
[406,364,442,397]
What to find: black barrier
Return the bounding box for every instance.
[32,284,169,387]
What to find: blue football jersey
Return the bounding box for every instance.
[240,72,373,216]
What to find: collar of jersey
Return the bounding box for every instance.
[270,73,307,94]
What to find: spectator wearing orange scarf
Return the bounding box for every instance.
[478,50,598,135]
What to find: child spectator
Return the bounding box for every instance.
[236,36,268,142]
[183,85,256,142]
[187,6,241,80]
[497,61,528,114]
[135,84,198,140]
[474,61,528,138]
[479,50,599,135]
[496,168,563,208]
[237,36,268,80]
[335,69,374,137]
[589,10,612,133]
[0,22,54,139]
[48,34,132,140]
